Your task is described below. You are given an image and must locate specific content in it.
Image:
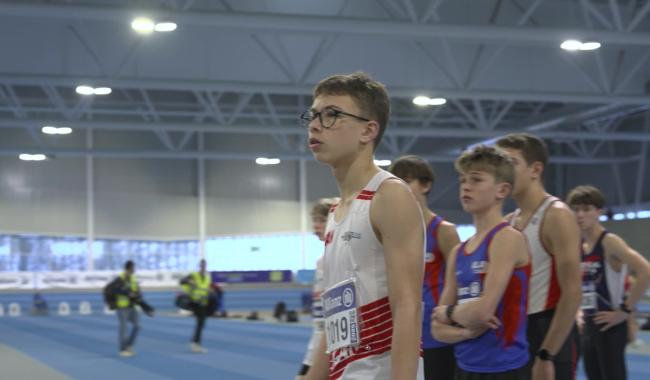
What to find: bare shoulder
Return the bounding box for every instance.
[492,226,528,261]
[544,200,576,225]
[370,178,420,230]
[439,220,457,230]
[439,220,458,235]
[493,225,526,246]
[602,232,627,251]
[374,177,413,200]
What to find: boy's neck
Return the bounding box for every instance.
[514,182,549,213]
[582,223,605,243]
[332,152,380,201]
[472,204,505,235]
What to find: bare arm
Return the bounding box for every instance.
[540,204,582,354]
[302,334,329,380]
[593,234,650,331]
[431,246,481,343]
[450,228,528,329]
[604,234,650,308]
[371,179,424,380]
[438,222,461,261]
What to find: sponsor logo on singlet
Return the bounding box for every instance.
[341,231,362,242]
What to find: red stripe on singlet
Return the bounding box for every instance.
[329,297,393,380]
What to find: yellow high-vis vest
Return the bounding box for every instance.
[185,272,211,305]
[116,273,138,309]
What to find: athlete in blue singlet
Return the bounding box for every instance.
[432,145,531,380]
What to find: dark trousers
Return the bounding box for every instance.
[192,303,208,344]
[526,310,579,380]
[424,346,457,380]
[582,318,628,380]
[455,365,529,380]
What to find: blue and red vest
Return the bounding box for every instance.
[454,222,530,373]
[422,215,449,349]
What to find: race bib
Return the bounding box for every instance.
[581,282,597,310]
[322,279,360,353]
[581,292,597,310]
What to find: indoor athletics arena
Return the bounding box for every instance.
[0,1,649,379]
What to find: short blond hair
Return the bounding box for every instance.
[455,145,515,186]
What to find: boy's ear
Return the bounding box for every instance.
[360,120,379,145]
[530,161,544,181]
[496,182,512,200]
[421,180,432,194]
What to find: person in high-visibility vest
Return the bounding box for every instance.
[180,259,213,353]
[114,260,142,357]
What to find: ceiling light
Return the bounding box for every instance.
[154,22,177,32]
[75,85,111,96]
[561,39,601,51]
[42,126,72,135]
[19,153,47,161]
[560,39,582,51]
[255,157,281,165]
[93,87,112,95]
[579,42,601,51]
[428,98,447,105]
[374,159,392,167]
[131,17,155,34]
[413,96,447,106]
[413,96,431,106]
[75,85,95,95]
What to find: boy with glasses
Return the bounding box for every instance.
[302,72,424,380]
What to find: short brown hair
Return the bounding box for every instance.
[455,145,515,187]
[311,197,339,218]
[314,72,390,151]
[495,133,549,168]
[566,185,606,209]
[389,155,435,192]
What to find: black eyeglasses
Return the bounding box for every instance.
[300,107,371,128]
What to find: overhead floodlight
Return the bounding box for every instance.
[75,85,95,95]
[413,96,431,106]
[154,22,177,32]
[19,153,48,161]
[42,126,59,135]
[42,126,72,135]
[131,17,155,34]
[580,42,601,51]
[428,97,447,105]
[413,96,447,106]
[561,39,601,51]
[374,159,392,167]
[93,87,112,95]
[75,85,111,96]
[560,39,582,51]
[255,157,281,165]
